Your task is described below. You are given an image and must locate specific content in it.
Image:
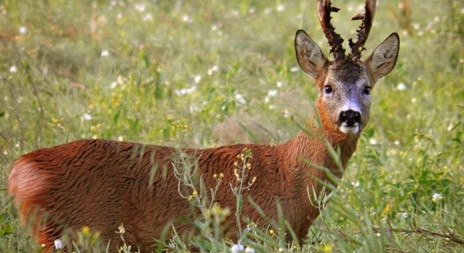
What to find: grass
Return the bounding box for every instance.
[1,0,463,252]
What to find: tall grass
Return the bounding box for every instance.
[1,0,463,252]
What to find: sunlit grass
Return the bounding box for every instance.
[1,0,463,252]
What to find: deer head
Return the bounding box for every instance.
[295,0,399,137]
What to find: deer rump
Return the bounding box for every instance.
[8,138,313,251]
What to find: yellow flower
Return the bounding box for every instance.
[82,226,90,236]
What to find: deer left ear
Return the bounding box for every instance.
[366,33,400,82]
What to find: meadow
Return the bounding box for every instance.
[0,0,463,252]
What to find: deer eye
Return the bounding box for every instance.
[363,86,371,95]
[324,85,333,94]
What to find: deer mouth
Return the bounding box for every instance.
[339,122,360,134]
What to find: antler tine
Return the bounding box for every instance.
[317,0,345,61]
[349,0,376,60]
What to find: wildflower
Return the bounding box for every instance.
[397,83,407,90]
[182,15,192,23]
[19,26,27,34]
[82,226,91,236]
[369,138,377,145]
[276,4,286,12]
[231,244,245,253]
[269,229,275,235]
[351,181,360,187]
[235,93,246,105]
[191,190,198,197]
[134,4,146,12]
[101,50,110,57]
[188,190,198,201]
[432,193,443,202]
[175,86,196,96]
[117,224,125,234]
[322,244,332,253]
[54,239,63,249]
[207,65,219,75]
[245,246,255,253]
[268,89,278,97]
[194,74,202,84]
[10,65,17,73]
[83,113,92,121]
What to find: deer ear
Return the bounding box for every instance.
[366,33,400,82]
[295,29,328,79]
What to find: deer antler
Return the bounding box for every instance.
[317,0,345,61]
[349,0,376,60]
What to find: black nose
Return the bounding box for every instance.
[339,110,361,126]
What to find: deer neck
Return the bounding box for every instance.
[283,119,360,184]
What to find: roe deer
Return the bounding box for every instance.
[8,0,399,251]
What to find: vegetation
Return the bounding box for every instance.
[0,0,463,252]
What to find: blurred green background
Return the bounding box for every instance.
[0,0,463,252]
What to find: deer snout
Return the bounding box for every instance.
[338,110,361,134]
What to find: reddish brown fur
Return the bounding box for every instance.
[8,122,358,251]
[8,1,400,251]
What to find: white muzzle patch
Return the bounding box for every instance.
[340,123,360,134]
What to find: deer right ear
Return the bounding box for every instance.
[295,29,328,79]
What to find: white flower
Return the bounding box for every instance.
[175,86,196,96]
[276,4,286,12]
[10,65,18,73]
[276,81,284,87]
[109,81,118,89]
[207,65,219,75]
[182,15,193,23]
[351,181,360,187]
[194,75,202,84]
[19,26,27,34]
[290,66,299,72]
[231,244,245,253]
[235,93,246,105]
[134,4,146,12]
[432,193,443,202]
[369,138,377,145]
[101,50,110,57]
[83,113,92,121]
[397,83,407,90]
[268,89,278,97]
[245,247,255,253]
[54,239,63,249]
